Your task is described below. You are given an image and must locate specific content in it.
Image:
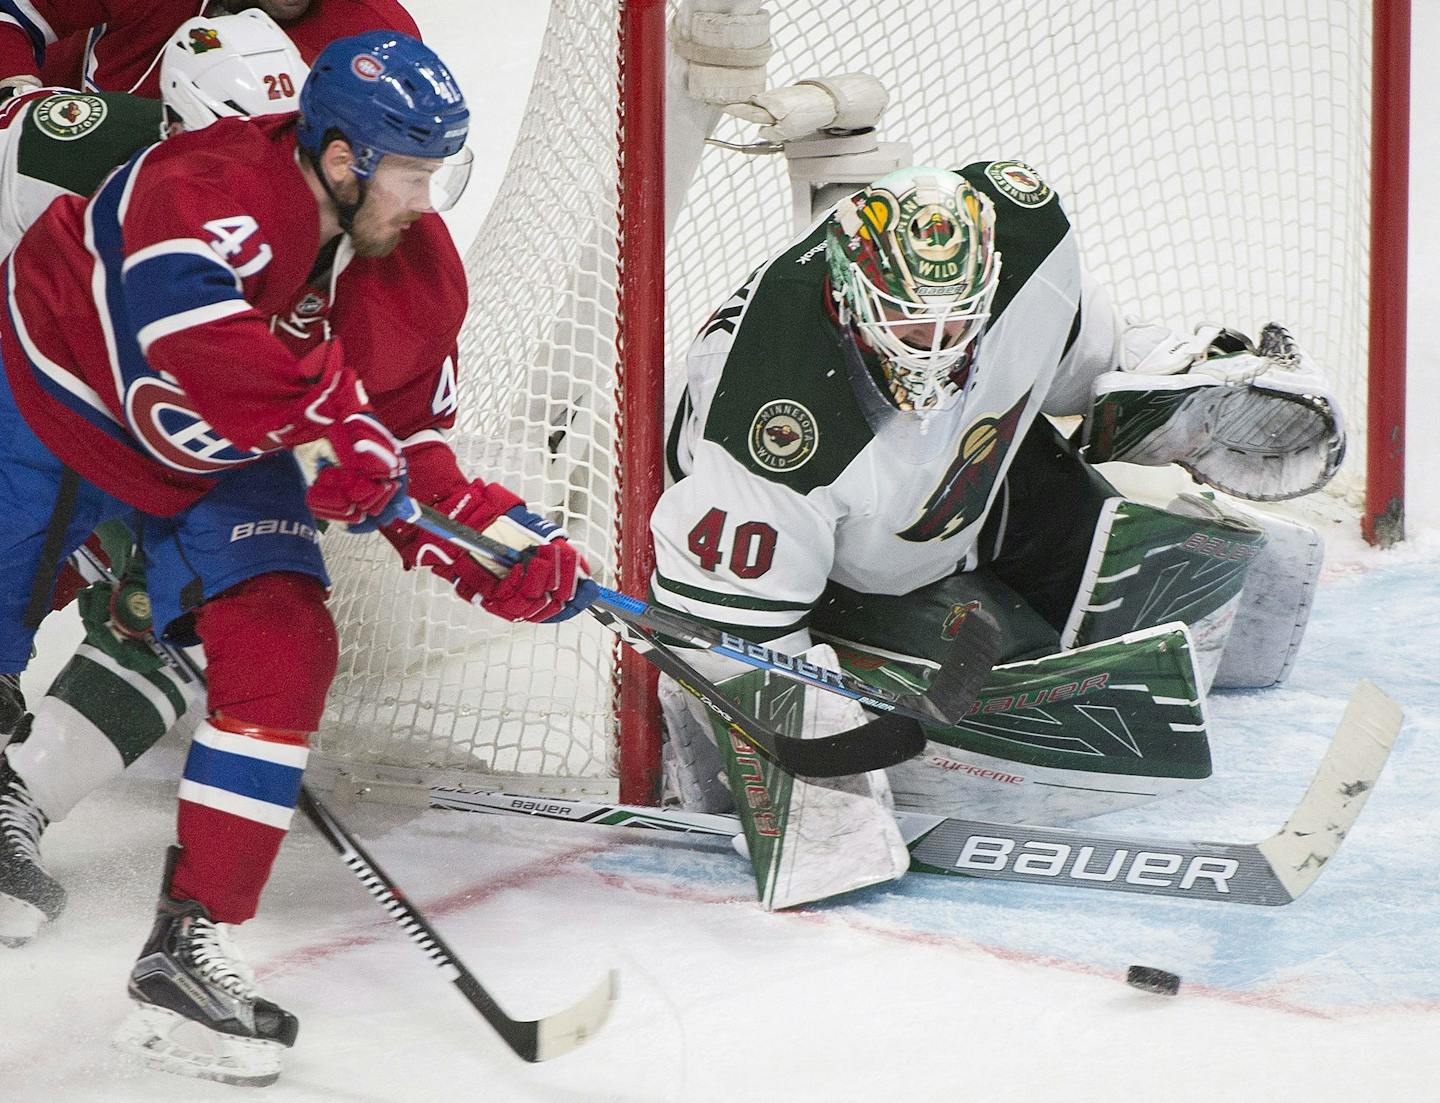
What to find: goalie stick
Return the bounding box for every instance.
[404,680,1400,907]
[391,497,999,775]
[401,499,995,727]
[71,543,617,1062]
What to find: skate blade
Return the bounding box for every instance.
[0,892,44,947]
[113,1003,283,1088]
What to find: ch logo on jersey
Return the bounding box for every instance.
[32,94,108,141]
[748,399,818,472]
[125,376,264,475]
[274,288,331,343]
[897,390,1031,543]
[984,160,1054,208]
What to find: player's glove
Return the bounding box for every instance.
[303,410,407,526]
[279,353,408,527]
[383,478,598,624]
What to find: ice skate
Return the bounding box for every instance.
[114,848,298,1088]
[0,750,65,947]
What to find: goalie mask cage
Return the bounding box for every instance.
[313,0,1408,804]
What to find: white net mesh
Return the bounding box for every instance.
[315,0,1376,789]
[315,3,624,786]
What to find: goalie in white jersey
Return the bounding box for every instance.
[652,163,1344,909]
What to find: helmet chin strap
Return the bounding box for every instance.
[321,169,367,233]
[307,143,368,234]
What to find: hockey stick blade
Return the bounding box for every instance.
[419,681,1400,907]
[408,500,995,729]
[588,602,927,775]
[298,787,617,1061]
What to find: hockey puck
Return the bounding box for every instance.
[1126,965,1181,996]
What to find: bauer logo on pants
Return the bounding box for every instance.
[748,400,818,472]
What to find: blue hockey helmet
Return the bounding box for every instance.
[296,31,469,178]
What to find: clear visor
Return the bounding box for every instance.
[368,147,474,213]
[847,254,1002,410]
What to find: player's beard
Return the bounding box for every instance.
[348,199,412,258]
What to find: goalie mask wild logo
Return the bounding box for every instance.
[897,390,1031,542]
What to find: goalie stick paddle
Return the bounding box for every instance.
[416,680,1401,907]
[296,788,618,1062]
[587,600,929,776]
[71,543,618,1061]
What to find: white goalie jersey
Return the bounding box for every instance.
[650,160,1120,653]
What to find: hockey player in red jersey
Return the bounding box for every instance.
[0,0,421,98]
[0,31,595,1085]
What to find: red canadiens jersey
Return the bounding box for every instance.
[0,114,328,514]
[0,0,421,96]
[271,212,468,502]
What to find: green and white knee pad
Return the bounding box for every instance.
[1062,493,1319,690]
[9,573,199,823]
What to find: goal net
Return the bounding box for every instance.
[313,0,1405,802]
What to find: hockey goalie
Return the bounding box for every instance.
[652,161,1341,910]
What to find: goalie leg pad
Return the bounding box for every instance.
[811,572,1060,671]
[708,644,908,910]
[1060,494,1267,691]
[659,674,732,813]
[1212,507,1322,689]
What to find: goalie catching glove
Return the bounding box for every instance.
[383,476,597,624]
[1084,322,1345,501]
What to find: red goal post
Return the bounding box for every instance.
[313,0,1409,807]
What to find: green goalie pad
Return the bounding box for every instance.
[805,567,1212,784]
[821,623,1210,779]
[1061,495,1266,651]
[706,650,909,909]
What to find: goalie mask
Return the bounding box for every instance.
[826,167,1001,413]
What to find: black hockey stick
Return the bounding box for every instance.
[587,596,927,776]
[296,788,617,1061]
[72,543,617,1060]
[395,500,932,775]
[404,499,996,727]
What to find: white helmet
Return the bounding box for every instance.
[159,9,308,132]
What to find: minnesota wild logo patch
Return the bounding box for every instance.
[33,94,108,142]
[984,160,1053,208]
[748,400,818,472]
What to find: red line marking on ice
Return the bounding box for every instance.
[257,842,617,980]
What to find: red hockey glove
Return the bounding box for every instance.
[383,478,597,623]
[303,411,407,526]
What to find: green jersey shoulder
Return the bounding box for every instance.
[697,217,877,495]
[16,90,164,198]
